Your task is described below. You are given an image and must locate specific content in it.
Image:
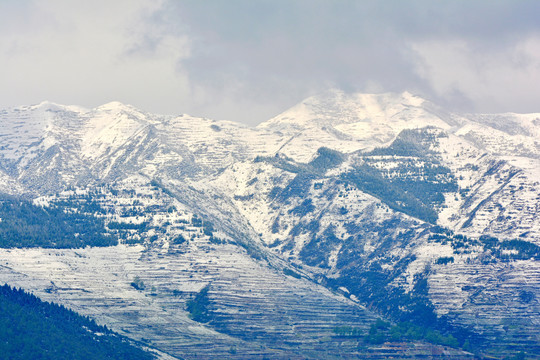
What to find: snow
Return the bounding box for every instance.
[0,91,539,357]
[255,91,458,162]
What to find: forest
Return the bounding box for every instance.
[0,284,154,360]
[0,197,116,248]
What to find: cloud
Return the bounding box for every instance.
[0,0,191,114]
[1,0,540,124]
[410,34,540,113]
[157,0,540,122]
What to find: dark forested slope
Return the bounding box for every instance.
[0,284,154,360]
[0,197,115,248]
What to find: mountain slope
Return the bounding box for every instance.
[0,283,155,360]
[0,92,538,358]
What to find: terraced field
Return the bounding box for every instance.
[0,234,472,359]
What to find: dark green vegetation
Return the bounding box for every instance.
[261,129,458,224]
[282,267,302,279]
[330,226,540,356]
[436,256,454,265]
[299,225,341,268]
[0,284,154,360]
[255,146,343,180]
[341,163,442,224]
[308,147,344,172]
[364,319,459,348]
[368,128,443,158]
[344,129,458,224]
[130,276,146,291]
[430,231,540,261]
[293,224,487,353]
[333,319,461,349]
[0,197,115,248]
[486,238,540,260]
[186,285,212,323]
[328,261,482,353]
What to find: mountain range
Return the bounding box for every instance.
[0,90,538,359]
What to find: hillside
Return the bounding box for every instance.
[0,91,538,358]
[0,284,154,360]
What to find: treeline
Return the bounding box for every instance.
[482,237,540,261]
[348,128,458,223]
[364,319,460,348]
[258,141,454,224]
[341,165,439,224]
[0,197,116,248]
[0,284,154,360]
[328,259,483,353]
[333,319,461,349]
[429,229,540,261]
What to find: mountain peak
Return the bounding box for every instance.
[258,90,438,132]
[30,100,66,112]
[95,101,136,112]
[27,101,89,114]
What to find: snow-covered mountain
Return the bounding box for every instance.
[0,91,538,359]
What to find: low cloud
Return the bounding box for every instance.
[411,34,540,113]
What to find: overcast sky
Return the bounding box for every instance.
[1,0,539,125]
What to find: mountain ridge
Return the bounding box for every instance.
[0,91,539,358]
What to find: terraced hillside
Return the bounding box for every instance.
[0,91,538,358]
